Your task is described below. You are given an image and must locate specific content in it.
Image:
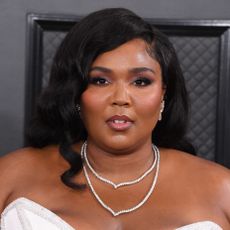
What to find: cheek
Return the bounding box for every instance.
[136,92,162,119]
[80,89,106,118]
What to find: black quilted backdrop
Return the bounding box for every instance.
[42,31,220,160]
[170,36,219,160]
[42,31,67,88]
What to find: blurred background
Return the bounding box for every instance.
[1,0,230,157]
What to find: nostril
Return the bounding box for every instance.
[112,100,130,106]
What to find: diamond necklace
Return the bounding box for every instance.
[81,143,160,216]
[82,141,157,189]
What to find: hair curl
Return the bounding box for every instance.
[26,8,195,189]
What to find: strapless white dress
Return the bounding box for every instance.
[0,198,223,230]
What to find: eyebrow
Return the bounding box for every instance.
[90,66,112,73]
[130,67,156,74]
[90,66,156,74]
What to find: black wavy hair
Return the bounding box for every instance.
[26,8,195,189]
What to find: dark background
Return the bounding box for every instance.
[1,0,230,156]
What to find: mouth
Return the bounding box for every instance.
[106,115,133,131]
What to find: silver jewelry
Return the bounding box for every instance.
[76,104,81,113]
[82,141,157,189]
[159,100,165,121]
[81,143,160,216]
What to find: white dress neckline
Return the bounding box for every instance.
[1,197,223,230]
[1,197,75,230]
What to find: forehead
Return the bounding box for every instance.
[91,39,160,71]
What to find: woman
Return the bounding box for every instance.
[0,8,229,230]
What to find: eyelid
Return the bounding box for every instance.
[88,76,110,85]
[133,76,153,86]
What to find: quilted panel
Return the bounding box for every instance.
[41,31,220,160]
[42,31,67,88]
[170,36,219,160]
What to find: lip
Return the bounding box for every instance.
[106,115,133,131]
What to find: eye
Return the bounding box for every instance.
[133,77,152,87]
[89,77,109,85]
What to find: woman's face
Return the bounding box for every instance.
[81,39,165,152]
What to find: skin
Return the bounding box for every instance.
[80,38,165,181]
[0,39,230,230]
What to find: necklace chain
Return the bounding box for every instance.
[83,142,157,189]
[81,142,160,216]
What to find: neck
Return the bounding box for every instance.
[82,140,155,183]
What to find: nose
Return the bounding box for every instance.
[111,82,131,107]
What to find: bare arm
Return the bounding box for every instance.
[0,153,16,213]
[0,148,35,213]
[219,167,230,225]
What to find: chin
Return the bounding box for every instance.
[101,136,139,154]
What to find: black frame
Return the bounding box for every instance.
[25,13,230,167]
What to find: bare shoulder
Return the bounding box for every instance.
[0,147,51,175]
[1,147,40,166]
[165,148,229,171]
[162,148,230,219]
[166,148,230,189]
[0,146,61,212]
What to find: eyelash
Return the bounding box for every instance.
[88,76,153,87]
[89,77,109,85]
[133,77,153,86]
